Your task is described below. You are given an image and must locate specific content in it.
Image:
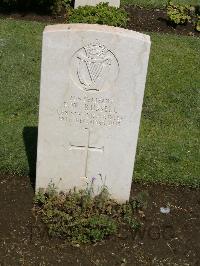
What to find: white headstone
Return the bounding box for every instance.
[74,0,120,8]
[36,24,151,202]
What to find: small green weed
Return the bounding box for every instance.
[34,185,142,244]
[67,3,128,27]
[134,191,149,209]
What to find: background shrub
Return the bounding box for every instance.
[68,3,128,27]
[167,0,191,25]
[166,1,200,31]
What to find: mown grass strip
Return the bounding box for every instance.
[0,19,199,186]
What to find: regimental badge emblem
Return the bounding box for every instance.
[70,41,119,92]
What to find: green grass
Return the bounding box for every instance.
[0,18,200,187]
[0,19,43,175]
[134,33,200,187]
[121,0,200,8]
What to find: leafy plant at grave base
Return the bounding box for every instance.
[33,182,144,244]
[167,0,191,25]
[67,3,128,27]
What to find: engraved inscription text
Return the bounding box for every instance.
[57,95,123,127]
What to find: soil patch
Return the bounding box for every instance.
[126,6,199,36]
[0,6,199,37]
[0,174,199,265]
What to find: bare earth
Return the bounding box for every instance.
[0,174,199,265]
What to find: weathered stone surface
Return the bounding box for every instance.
[36,24,151,202]
[74,0,120,8]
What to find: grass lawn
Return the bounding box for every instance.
[0,18,199,187]
[121,0,200,8]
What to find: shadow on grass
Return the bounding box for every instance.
[23,127,38,190]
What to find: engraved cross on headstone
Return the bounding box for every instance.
[69,128,104,177]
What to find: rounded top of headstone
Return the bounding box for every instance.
[44,24,151,44]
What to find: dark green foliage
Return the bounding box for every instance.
[1,0,17,6]
[34,186,141,244]
[68,3,128,27]
[1,0,48,11]
[50,0,72,15]
[0,0,72,13]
